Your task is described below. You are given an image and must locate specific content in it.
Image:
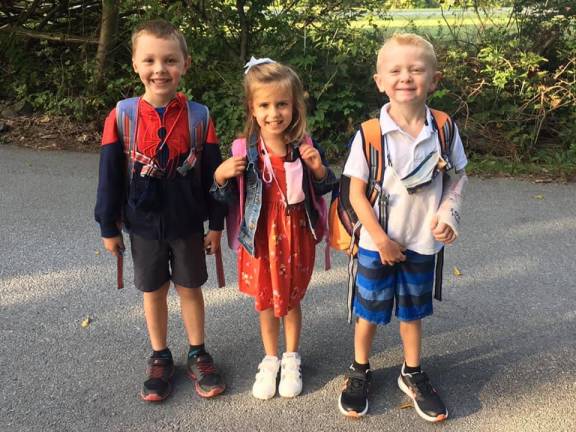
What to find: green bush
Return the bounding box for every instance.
[1,0,574,169]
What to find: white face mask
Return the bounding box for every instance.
[260,140,305,206]
[399,151,444,194]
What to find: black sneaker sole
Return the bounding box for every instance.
[338,394,369,418]
[397,376,448,423]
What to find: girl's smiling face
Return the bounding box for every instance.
[250,82,294,142]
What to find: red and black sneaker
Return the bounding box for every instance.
[398,365,448,423]
[140,356,175,402]
[187,352,226,398]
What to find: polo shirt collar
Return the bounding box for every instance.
[379,103,435,138]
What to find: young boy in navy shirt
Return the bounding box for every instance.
[95,19,226,402]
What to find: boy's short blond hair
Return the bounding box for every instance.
[131,19,188,59]
[377,33,437,72]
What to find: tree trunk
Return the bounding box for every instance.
[236,0,249,62]
[94,0,119,90]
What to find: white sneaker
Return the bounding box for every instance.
[278,352,302,398]
[252,355,280,400]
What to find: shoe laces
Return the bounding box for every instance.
[408,372,434,398]
[149,359,170,379]
[345,373,368,395]
[195,357,217,376]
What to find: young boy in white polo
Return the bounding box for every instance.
[337,33,468,422]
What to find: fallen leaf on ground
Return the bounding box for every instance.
[399,401,413,409]
[453,266,462,276]
[95,250,100,256]
[533,194,544,200]
[81,317,92,328]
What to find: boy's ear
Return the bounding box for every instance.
[373,73,386,93]
[429,71,442,92]
[184,55,192,73]
[132,58,138,73]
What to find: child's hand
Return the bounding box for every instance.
[430,215,457,244]
[298,144,325,179]
[214,156,247,186]
[204,230,222,255]
[375,237,406,266]
[102,235,125,257]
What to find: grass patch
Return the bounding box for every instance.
[466,154,576,182]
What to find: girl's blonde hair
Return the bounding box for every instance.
[243,62,307,145]
[377,33,437,72]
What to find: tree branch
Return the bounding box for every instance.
[1,25,98,44]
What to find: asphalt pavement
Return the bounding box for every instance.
[1,145,575,432]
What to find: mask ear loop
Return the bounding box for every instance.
[259,138,274,184]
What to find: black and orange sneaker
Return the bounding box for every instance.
[187,352,226,398]
[140,356,175,402]
[398,364,448,423]
[338,365,371,418]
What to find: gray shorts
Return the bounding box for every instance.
[130,233,208,292]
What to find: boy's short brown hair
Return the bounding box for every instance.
[131,19,188,59]
[376,33,437,72]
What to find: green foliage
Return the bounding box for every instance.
[1,0,574,170]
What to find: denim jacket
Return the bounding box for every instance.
[210,134,337,256]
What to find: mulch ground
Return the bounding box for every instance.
[0,114,101,152]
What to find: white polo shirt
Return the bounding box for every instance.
[343,104,468,255]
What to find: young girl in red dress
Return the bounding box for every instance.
[212,58,336,399]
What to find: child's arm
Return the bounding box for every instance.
[200,119,228,238]
[349,176,406,266]
[210,156,246,206]
[299,139,337,195]
[431,122,469,244]
[94,109,126,256]
[214,156,247,186]
[431,171,468,244]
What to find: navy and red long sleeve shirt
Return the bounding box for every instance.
[95,94,226,240]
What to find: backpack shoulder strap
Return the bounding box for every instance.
[115,97,140,179]
[429,109,455,156]
[359,118,384,206]
[186,100,209,152]
[231,138,247,157]
[177,100,209,176]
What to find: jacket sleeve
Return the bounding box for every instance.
[209,176,239,206]
[201,118,227,231]
[94,109,126,238]
[310,138,338,196]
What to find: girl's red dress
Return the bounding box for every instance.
[237,143,315,317]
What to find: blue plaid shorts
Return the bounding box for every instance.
[353,248,437,325]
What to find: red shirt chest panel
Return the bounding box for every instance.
[135,99,190,161]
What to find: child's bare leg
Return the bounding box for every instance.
[283,303,302,353]
[399,319,422,367]
[354,317,377,364]
[175,285,205,346]
[260,308,280,356]
[143,281,170,350]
